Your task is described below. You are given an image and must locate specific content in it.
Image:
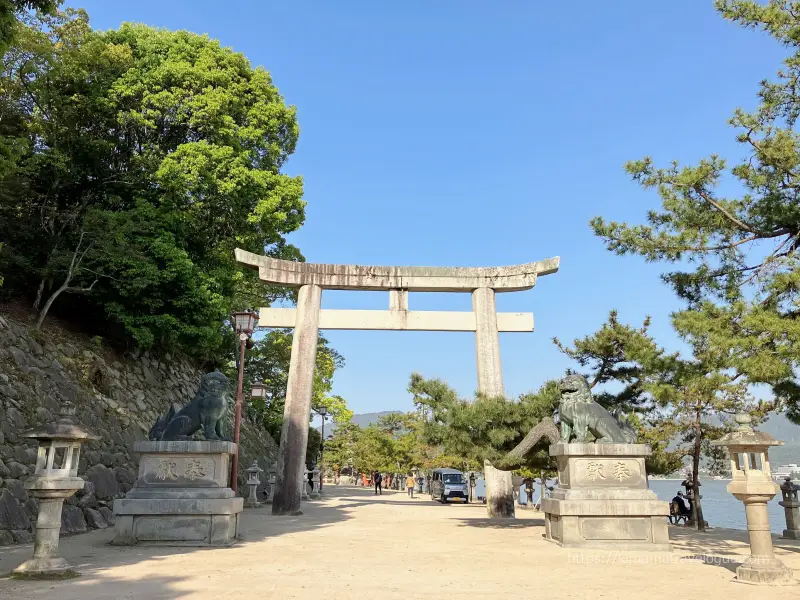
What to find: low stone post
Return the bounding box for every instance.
[245,460,263,508]
[13,404,99,577]
[779,477,800,539]
[711,414,793,585]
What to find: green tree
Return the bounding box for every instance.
[410,373,560,474]
[553,310,668,413]
[352,425,397,474]
[0,0,56,56]
[645,337,771,531]
[590,0,800,420]
[306,427,321,470]
[240,330,345,438]
[0,9,304,360]
[553,311,683,475]
[323,421,361,473]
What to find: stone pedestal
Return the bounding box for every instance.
[113,441,243,547]
[731,490,793,585]
[542,443,670,551]
[15,487,82,574]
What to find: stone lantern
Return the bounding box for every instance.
[302,467,310,500]
[711,413,793,585]
[263,463,277,503]
[779,477,800,539]
[13,403,99,576]
[245,460,263,508]
[310,467,321,499]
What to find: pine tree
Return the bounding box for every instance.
[645,336,772,531]
[553,310,668,412]
[591,1,800,420]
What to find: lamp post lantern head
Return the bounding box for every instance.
[318,406,328,417]
[232,311,258,336]
[250,381,267,399]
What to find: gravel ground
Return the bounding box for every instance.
[0,484,797,599]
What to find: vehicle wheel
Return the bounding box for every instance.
[441,494,447,504]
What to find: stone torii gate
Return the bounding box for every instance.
[235,248,559,515]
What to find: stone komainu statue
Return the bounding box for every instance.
[558,374,636,444]
[148,370,232,442]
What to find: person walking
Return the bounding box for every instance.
[374,471,382,495]
[406,474,416,498]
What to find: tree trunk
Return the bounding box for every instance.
[33,277,47,311]
[484,460,515,518]
[692,410,706,532]
[35,282,68,330]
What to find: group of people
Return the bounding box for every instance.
[351,472,422,498]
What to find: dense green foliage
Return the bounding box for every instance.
[0,8,304,361]
[388,312,686,478]
[591,0,800,421]
[410,374,559,474]
[239,330,351,439]
[0,0,56,56]
[553,310,667,412]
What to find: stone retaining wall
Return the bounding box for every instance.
[0,312,277,546]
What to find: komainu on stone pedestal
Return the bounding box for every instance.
[542,443,670,550]
[113,441,243,547]
[542,375,670,550]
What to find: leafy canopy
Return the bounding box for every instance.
[0,8,304,361]
[239,330,348,439]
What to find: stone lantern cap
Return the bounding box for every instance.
[710,413,783,449]
[246,460,263,474]
[20,404,99,442]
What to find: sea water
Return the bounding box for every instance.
[648,479,788,534]
[485,478,789,533]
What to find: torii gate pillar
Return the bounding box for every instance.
[235,249,559,516]
[271,284,322,515]
[472,287,503,397]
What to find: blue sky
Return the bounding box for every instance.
[69,1,785,416]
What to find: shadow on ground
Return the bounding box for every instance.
[680,554,740,574]
[0,484,374,599]
[456,517,545,529]
[670,525,800,556]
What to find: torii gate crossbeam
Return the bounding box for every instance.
[235,249,559,515]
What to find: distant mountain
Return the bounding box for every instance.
[760,413,800,466]
[317,411,401,437]
[666,412,800,474]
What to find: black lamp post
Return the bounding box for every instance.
[317,406,328,493]
[231,311,258,494]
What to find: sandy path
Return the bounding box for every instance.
[0,484,798,599]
